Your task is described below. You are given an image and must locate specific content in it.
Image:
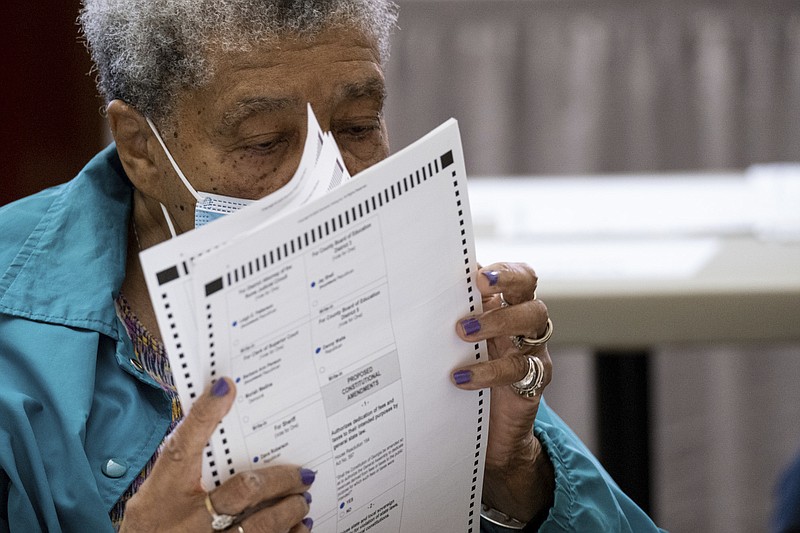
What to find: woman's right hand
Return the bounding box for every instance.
[120,377,314,532]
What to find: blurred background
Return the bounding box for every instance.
[4,1,800,531]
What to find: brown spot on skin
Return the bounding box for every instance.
[179,205,185,211]
[255,172,284,194]
[272,167,278,173]
[173,131,178,139]
[212,187,219,191]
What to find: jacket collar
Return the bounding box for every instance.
[0,144,132,339]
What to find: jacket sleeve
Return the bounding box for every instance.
[481,399,665,533]
[0,316,116,533]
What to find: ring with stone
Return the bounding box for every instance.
[511,318,553,350]
[499,292,510,308]
[204,492,237,531]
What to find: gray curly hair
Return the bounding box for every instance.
[80,0,398,123]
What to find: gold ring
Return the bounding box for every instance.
[204,493,236,531]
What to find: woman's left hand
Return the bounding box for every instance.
[451,262,555,525]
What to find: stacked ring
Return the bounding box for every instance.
[510,355,546,398]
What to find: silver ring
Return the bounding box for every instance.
[511,355,545,398]
[204,493,236,531]
[499,293,510,308]
[511,318,553,349]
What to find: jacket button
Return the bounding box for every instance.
[102,459,128,478]
[129,358,144,372]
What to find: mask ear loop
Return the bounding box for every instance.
[159,203,178,239]
[146,117,201,238]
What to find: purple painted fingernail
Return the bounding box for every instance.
[460,317,481,336]
[303,491,312,504]
[482,270,500,286]
[300,468,316,485]
[303,517,314,530]
[211,378,229,397]
[453,370,472,385]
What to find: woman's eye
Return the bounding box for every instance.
[343,125,378,137]
[245,136,288,154]
[335,120,382,141]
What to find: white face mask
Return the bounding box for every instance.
[146,117,253,235]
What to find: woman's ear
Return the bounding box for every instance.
[106,100,161,194]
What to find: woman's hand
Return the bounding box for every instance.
[451,262,555,525]
[120,378,314,533]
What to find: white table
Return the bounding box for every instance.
[469,172,800,348]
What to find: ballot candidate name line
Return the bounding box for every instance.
[338,478,405,531]
[243,384,322,436]
[310,276,387,322]
[248,420,342,471]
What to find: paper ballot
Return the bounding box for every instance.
[140,109,488,533]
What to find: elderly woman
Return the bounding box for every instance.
[0,1,662,532]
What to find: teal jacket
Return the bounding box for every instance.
[0,145,662,532]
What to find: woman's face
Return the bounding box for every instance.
[145,27,389,235]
